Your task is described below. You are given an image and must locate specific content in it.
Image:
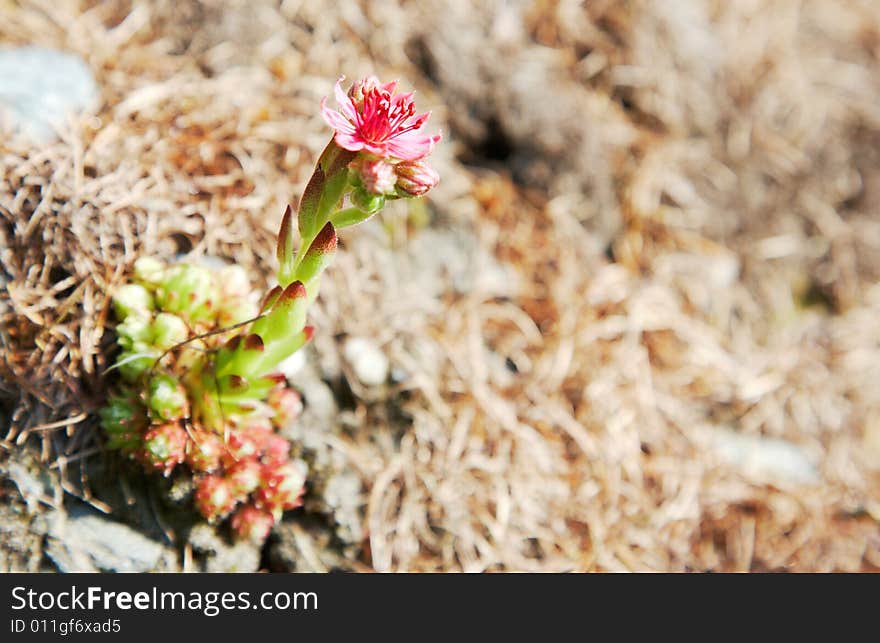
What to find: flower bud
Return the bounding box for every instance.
[148,373,188,421]
[133,257,166,286]
[100,394,144,432]
[218,265,250,299]
[231,504,275,544]
[186,431,225,473]
[228,458,262,497]
[155,264,217,323]
[194,475,237,522]
[256,459,307,519]
[222,422,272,466]
[100,394,146,454]
[152,312,189,351]
[118,341,158,383]
[268,386,302,428]
[216,266,259,326]
[108,432,142,455]
[113,284,154,321]
[354,158,397,195]
[116,315,153,351]
[395,159,439,197]
[140,422,188,475]
[263,435,291,466]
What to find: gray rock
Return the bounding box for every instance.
[284,356,338,428]
[278,361,365,550]
[403,227,521,298]
[319,471,365,544]
[188,523,261,572]
[0,501,44,573]
[45,506,177,572]
[0,47,99,143]
[5,461,56,513]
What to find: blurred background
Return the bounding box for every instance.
[1,0,879,571]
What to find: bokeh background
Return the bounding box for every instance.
[1,0,879,571]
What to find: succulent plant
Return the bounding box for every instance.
[101,75,439,544]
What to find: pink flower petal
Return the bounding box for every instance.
[358,141,388,156]
[321,98,356,134]
[361,76,382,92]
[333,77,358,122]
[333,132,366,152]
[385,132,439,161]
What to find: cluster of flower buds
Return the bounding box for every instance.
[192,421,307,543]
[102,74,440,546]
[347,156,440,211]
[109,259,259,382]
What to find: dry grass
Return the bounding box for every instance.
[1,0,879,571]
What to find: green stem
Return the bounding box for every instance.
[192,141,366,429]
[291,141,354,274]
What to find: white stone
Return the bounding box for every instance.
[277,348,307,379]
[0,47,99,143]
[344,337,389,387]
[707,427,819,485]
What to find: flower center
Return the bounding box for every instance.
[357,88,418,144]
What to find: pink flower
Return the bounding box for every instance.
[321,76,440,161]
